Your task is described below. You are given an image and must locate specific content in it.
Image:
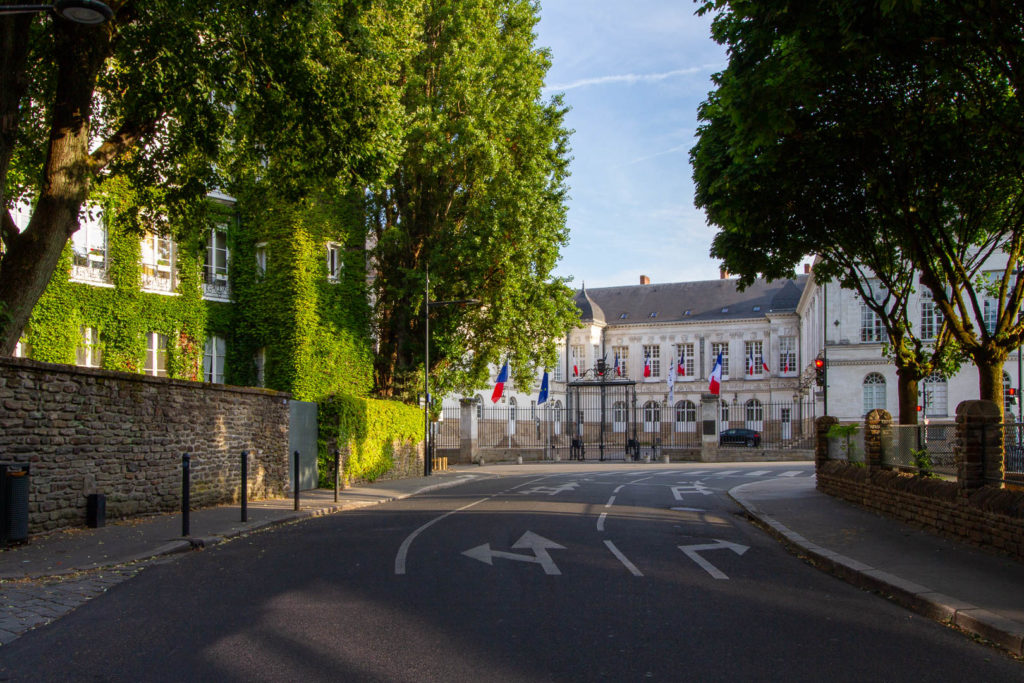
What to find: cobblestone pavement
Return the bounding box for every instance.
[0,561,158,646]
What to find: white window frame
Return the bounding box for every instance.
[76,325,102,368]
[920,291,941,341]
[642,344,661,378]
[779,336,796,374]
[203,224,230,300]
[861,305,884,343]
[255,242,268,278]
[711,342,730,378]
[612,400,627,433]
[70,207,109,285]
[642,400,660,433]
[673,343,694,379]
[140,233,177,293]
[674,400,696,432]
[203,336,226,384]
[863,372,886,416]
[570,345,584,376]
[612,345,630,377]
[144,332,168,377]
[326,242,342,282]
[745,398,764,430]
[744,340,764,377]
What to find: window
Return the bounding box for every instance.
[744,341,764,377]
[255,242,268,278]
[141,233,176,293]
[863,373,886,415]
[553,359,564,382]
[255,347,266,387]
[983,298,997,334]
[922,371,947,417]
[475,397,483,419]
[553,400,563,435]
[642,344,661,378]
[203,224,230,300]
[779,337,796,374]
[720,401,730,424]
[144,332,168,377]
[326,242,342,282]
[76,326,102,368]
[70,208,109,284]
[920,290,941,340]
[612,345,629,377]
[861,305,883,342]
[745,399,764,430]
[570,345,584,377]
[203,336,226,384]
[613,400,627,432]
[509,397,517,425]
[642,401,660,433]
[673,343,694,378]
[675,400,696,432]
[593,344,601,371]
[13,334,29,359]
[530,399,536,420]
[711,342,729,377]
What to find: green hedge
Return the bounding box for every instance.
[318,393,424,486]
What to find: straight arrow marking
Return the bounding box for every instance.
[463,531,565,575]
[679,539,749,580]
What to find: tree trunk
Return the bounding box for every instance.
[976,352,1007,417]
[896,368,920,425]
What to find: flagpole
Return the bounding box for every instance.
[424,267,431,477]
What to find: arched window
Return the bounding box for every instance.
[553,400,563,435]
[745,399,764,430]
[612,400,627,433]
[921,372,947,417]
[643,401,660,433]
[863,373,886,416]
[675,400,696,432]
[720,401,730,425]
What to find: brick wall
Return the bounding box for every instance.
[817,460,1024,562]
[0,357,291,534]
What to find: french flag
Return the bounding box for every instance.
[573,363,579,377]
[614,354,621,377]
[643,354,652,378]
[491,361,509,403]
[761,357,770,374]
[677,354,686,377]
[748,351,756,376]
[709,351,723,395]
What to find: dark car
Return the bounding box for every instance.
[719,428,761,447]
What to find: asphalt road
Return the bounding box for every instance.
[1,463,1021,681]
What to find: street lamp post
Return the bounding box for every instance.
[0,1,113,24]
[423,266,479,476]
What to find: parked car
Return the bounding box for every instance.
[719,428,761,447]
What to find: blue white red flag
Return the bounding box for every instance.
[614,354,621,377]
[677,353,686,377]
[538,371,549,405]
[709,352,723,395]
[643,354,652,378]
[762,357,770,374]
[491,361,509,403]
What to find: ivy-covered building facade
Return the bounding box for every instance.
[11,187,373,404]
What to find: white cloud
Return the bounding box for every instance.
[545,64,722,93]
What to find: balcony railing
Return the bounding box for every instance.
[202,269,231,301]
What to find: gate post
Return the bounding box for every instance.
[459,398,479,464]
[700,394,720,462]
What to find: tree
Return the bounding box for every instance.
[367,0,578,401]
[691,0,1024,415]
[0,0,411,356]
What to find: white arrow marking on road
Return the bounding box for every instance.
[679,539,749,580]
[518,482,580,496]
[462,531,566,575]
[671,482,713,499]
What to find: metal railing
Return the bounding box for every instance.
[881,423,957,477]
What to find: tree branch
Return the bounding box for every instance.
[0,208,17,247]
[89,116,160,173]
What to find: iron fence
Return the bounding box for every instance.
[720,399,817,450]
[1002,422,1024,483]
[880,423,957,478]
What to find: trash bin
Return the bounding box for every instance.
[86,493,106,528]
[0,463,30,546]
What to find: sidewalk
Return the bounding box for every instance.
[730,475,1024,657]
[0,469,479,580]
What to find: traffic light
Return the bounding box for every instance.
[814,357,825,386]
[1009,387,1018,406]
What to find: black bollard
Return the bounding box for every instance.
[241,450,249,522]
[334,448,340,503]
[182,452,191,537]
[293,450,300,511]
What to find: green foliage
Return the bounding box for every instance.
[318,393,424,485]
[367,0,578,401]
[826,423,862,463]
[910,448,934,478]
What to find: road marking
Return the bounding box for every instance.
[670,507,706,512]
[711,470,740,477]
[597,512,607,531]
[613,484,625,494]
[679,539,749,580]
[605,540,643,577]
[395,475,552,575]
[462,531,565,575]
[744,470,771,477]
[518,482,580,496]
[605,495,617,508]
[777,471,803,477]
[671,482,713,499]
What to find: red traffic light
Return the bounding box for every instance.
[814,358,825,369]
[916,405,923,412]
[1010,388,1017,397]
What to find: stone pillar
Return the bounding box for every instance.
[815,415,838,469]
[864,409,892,472]
[459,399,479,464]
[955,400,1003,490]
[700,394,720,462]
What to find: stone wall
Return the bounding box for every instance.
[816,461,1024,562]
[0,357,291,534]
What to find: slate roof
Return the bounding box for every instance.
[576,275,808,325]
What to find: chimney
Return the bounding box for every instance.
[804,263,811,274]
[719,268,729,280]
[640,275,650,285]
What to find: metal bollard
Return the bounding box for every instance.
[334,448,340,502]
[182,453,191,537]
[294,450,300,511]
[241,450,249,523]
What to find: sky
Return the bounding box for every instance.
[534,1,729,289]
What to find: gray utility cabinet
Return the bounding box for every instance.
[288,401,319,491]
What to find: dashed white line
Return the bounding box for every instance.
[712,470,740,476]
[597,512,607,531]
[613,485,625,494]
[744,470,771,477]
[605,495,617,508]
[605,540,643,576]
[777,471,803,477]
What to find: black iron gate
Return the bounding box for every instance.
[557,376,640,461]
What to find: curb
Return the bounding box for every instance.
[729,481,1024,657]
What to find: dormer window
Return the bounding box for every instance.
[619,313,628,319]
[683,310,691,316]
[752,305,761,312]
[721,307,729,313]
[648,312,657,318]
